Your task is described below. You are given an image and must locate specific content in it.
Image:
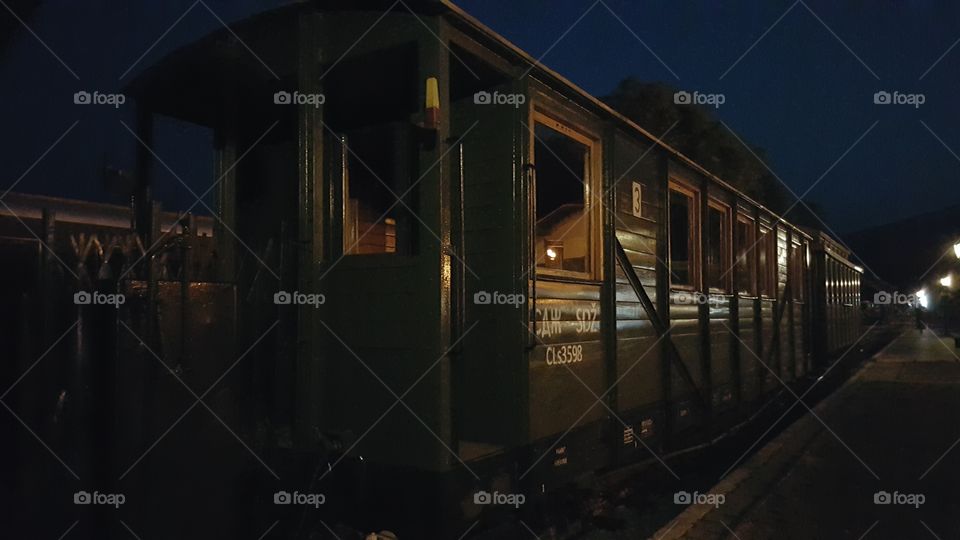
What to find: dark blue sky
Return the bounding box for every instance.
[3,0,960,232]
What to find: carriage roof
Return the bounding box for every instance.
[126,0,809,239]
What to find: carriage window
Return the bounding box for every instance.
[845,268,850,304]
[534,117,594,275]
[790,242,805,302]
[826,257,837,305]
[758,226,775,297]
[836,265,841,305]
[735,216,756,296]
[848,268,854,304]
[669,185,698,287]
[322,42,419,256]
[838,266,844,305]
[342,125,413,255]
[773,232,782,296]
[853,271,859,304]
[841,267,847,304]
[706,203,730,291]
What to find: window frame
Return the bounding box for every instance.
[706,199,732,294]
[789,240,806,303]
[668,180,700,291]
[530,108,603,281]
[758,223,777,299]
[339,122,417,258]
[734,213,757,297]
[826,260,834,305]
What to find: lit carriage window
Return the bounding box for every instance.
[706,203,730,291]
[534,118,593,275]
[735,215,756,296]
[341,126,413,254]
[323,43,420,256]
[669,185,698,287]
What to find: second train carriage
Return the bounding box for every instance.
[3,1,867,538]
[808,230,864,361]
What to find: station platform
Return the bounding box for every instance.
[652,328,960,540]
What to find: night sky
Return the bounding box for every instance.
[2,0,960,233]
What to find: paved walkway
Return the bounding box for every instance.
[874,326,959,363]
[653,328,960,540]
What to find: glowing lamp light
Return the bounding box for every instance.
[954,242,960,259]
[940,274,953,288]
[916,289,929,309]
[544,240,564,269]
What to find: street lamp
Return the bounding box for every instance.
[941,274,953,288]
[954,242,960,259]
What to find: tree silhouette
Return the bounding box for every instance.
[603,78,822,228]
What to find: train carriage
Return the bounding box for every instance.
[1,1,867,539]
[808,230,864,362]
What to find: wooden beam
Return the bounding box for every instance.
[615,239,708,412]
[294,10,325,447]
[698,177,712,415]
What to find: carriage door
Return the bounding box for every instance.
[527,104,606,480]
[448,49,529,455]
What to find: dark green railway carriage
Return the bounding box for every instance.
[98,0,865,537]
[808,230,864,362]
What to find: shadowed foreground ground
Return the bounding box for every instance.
[654,328,960,539]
